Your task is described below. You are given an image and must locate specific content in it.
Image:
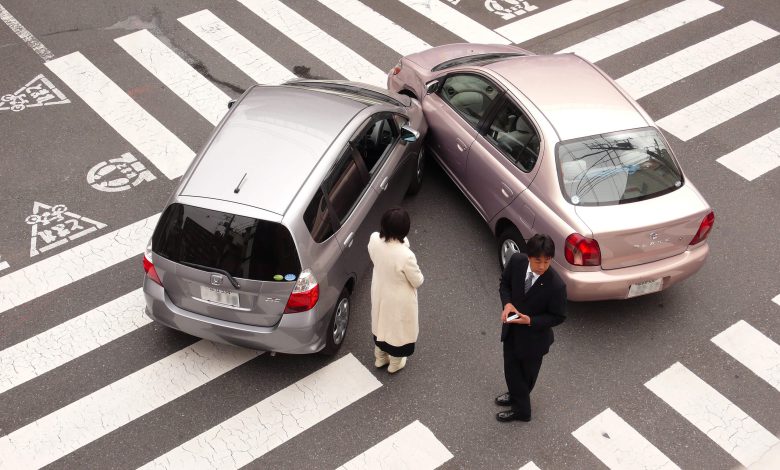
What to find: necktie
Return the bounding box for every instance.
[524,271,534,294]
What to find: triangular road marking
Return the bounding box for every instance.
[25,202,106,257]
[0,74,70,112]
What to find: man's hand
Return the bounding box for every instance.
[501,303,519,322]
[502,303,530,325]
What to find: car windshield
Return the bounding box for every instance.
[556,128,683,206]
[431,52,527,72]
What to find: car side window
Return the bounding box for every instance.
[439,74,500,128]
[303,188,335,243]
[321,147,370,224]
[485,99,540,172]
[354,116,399,175]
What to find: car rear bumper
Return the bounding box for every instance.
[558,243,709,301]
[143,279,330,354]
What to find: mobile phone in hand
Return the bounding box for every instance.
[506,313,519,321]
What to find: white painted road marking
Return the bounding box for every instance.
[617,22,778,99]
[0,213,158,316]
[178,10,295,86]
[316,0,431,56]
[0,74,70,112]
[518,463,542,470]
[0,2,54,60]
[0,341,260,469]
[87,152,157,192]
[712,320,780,393]
[336,420,453,470]
[656,62,780,141]
[26,202,107,257]
[572,408,680,470]
[717,127,780,181]
[0,258,8,272]
[496,0,630,44]
[115,29,231,126]
[397,0,510,45]
[773,293,780,307]
[557,0,723,62]
[0,289,150,395]
[140,353,381,469]
[645,362,780,468]
[45,52,196,179]
[236,0,386,87]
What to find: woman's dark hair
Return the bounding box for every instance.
[380,207,410,243]
[526,234,555,258]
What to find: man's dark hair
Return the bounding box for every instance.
[380,207,410,243]
[526,234,555,258]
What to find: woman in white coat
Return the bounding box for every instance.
[368,207,424,373]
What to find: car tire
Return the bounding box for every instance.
[497,226,526,271]
[406,144,426,196]
[321,288,350,355]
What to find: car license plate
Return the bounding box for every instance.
[200,286,240,307]
[628,278,663,298]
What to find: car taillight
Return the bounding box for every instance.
[689,211,715,245]
[142,243,163,286]
[565,233,601,266]
[389,61,402,75]
[284,269,319,313]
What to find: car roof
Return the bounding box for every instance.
[181,85,367,216]
[485,54,649,141]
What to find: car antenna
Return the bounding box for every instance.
[234,172,247,193]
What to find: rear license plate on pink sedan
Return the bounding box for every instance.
[628,278,663,298]
[200,286,240,307]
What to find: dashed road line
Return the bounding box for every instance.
[0,2,54,61]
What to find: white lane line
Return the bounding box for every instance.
[140,353,381,469]
[645,362,780,468]
[773,293,780,307]
[178,10,295,86]
[45,52,195,179]
[496,0,630,45]
[557,0,723,62]
[617,22,778,99]
[656,62,780,141]
[115,29,231,126]
[0,289,150,395]
[0,213,158,316]
[336,420,453,470]
[316,0,431,56]
[396,0,510,45]
[716,127,780,181]
[518,463,541,470]
[0,260,8,272]
[572,408,680,470]
[236,0,386,87]
[712,320,780,393]
[0,341,260,469]
[0,2,54,61]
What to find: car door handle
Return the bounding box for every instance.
[501,184,513,199]
[379,177,389,191]
[343,232,354,248]
[455,138,468,153]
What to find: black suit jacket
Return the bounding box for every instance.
[499,253,567,357]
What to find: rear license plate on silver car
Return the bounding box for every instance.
[628,278,663,298]
[200,286,240,307]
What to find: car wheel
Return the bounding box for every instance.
[406,144,426,196]
[497,227,526,271]
[321,288,350,355]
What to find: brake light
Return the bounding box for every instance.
[142,249,163,286]
[565,233,601,266]
[689,211,715,245]
[284,269,319,313]
[389,61,402,75]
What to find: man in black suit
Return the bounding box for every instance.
[496,234,566,422]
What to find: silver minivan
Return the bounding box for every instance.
[143,80,428,354]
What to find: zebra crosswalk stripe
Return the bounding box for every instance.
[336,420,453,470]
[711,320,780,393]
[572,408,680,470]
[139,353,381,469]
[645,362,780,468]
[236,0,386,87]
[716,127,780,181]
[0,341,260,469]
[45,52,196,179]
[115,29,232,126]
[557,0,723,62]
[396,0,510,45]
[178,9,295,86]
[616,21,778,99]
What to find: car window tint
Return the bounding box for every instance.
[303,188,335,242]
[557,128,684,206]
[355,117,398,174]
[485,100,540,172]
[322,148,369,223]
[439,74,499,128]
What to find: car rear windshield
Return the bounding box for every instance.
[556,128,683,206]
[431,53,527,72]
[152,203,301,281]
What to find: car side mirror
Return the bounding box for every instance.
[227,100,236,109]
[400,125,419,143]
[425,80,440,95]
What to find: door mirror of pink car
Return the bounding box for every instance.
[425,80,440,95]
[400,125,420,143]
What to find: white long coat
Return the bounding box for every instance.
[367,232,424,347]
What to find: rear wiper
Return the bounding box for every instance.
[180,261,241,289]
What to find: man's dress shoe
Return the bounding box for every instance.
[495,393,512,406]
[496,410,531,422]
